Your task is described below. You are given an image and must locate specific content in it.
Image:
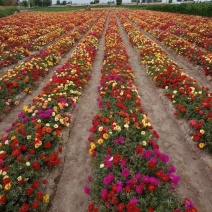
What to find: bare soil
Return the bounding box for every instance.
[0,12,211,212]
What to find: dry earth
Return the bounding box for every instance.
[0,11,211,212]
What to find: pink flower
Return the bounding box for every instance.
[122,168,130,178]
[84,186,90,195]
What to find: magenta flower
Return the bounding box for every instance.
[142,150,152,158]
[122,168,130,178]
[84,186,90,195]
[135,173,142,181]
[130,198,138,204]
[142,175,150,183]
[116,186,123,193]
[168,165,176,173]
[121,158,127,167]
[101,188,108,198]
[135,185,142,194]
[87,176,92,182]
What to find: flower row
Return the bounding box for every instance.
[0,12,88,68]
[117,13,212,152]
[86,14,196,212]
[129,10,212,52]
[0,13,107,212]
[125,11,212,77]
[0,12,102,120]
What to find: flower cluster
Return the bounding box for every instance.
[124,10,212,76]
[85,14,196,212]
[118,13,212,153]
[0,11,102,119]
[0,14,107,212]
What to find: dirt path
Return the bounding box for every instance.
[128,19,212,90]
[48,18,108,212]
[116,16,212,212]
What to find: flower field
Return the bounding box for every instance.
[0,9,211,212]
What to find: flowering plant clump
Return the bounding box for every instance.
[124,10,212,77]
[0,14,107,212]
[118,13,212,153]
[0,12,102,119]
[85,14,197,212]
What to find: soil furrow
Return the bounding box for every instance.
[116,15,212,212]
[48,17,109,212]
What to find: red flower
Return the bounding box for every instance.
[32,201,39,209]
[112,197,119,205]
[88,203,95,212]
[117,203,125,211]
[11,149,20,157]
[32,180,40,188]
[26,187,34,196]
[0,195,6,204]
[32,161,40,171]
[36,192,43,200]
[106,148,112,153]
[44,142,51,149]
[152,130,159,139]
[19,204,30,212]
[3,178,10,185]
[148,206,154,212]
[148,184,156,192]
[136,145,143,154]
[42,179,47,184]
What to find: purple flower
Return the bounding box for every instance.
[169,174,180,185]
[160,153,170,163]
[130,198,138,204]
[122,168,130,178]
[121,158,127,167]
[87,176,92,182]
[84,186,90,195]
[116,181,123,187]
[108,173,114,181]
[103,177,111,186]
[142,175,150,183]
[101,188,108,198]
[149,177,159,185]
[118,136,125,143]
[105,160,113,168]
[168,165,176,173]
[185,200,194,207]
[135,173,142,181]
[135,185,142,194]
[149,157,157,164]
[5,128,11,133]
[105,155,111,160]
[142,150,152,158]
[116,186,122,193]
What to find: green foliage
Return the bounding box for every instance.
[146,3,212,17]
[0,6,19,17]
[116,0,122,5]
[43,0,52,6]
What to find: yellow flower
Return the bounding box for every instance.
[11,136,16,140]
[90,142,96,150]
[97,138,104,145]
[103,133,109,140]
[200,129,205,134]
[4,183,11,190]
[23,105,29,112]
[43,194,50,203]
[198,143,206,149]
[89,149,93,155]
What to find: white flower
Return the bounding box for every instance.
[100,164,105,168]
[109,157,113,161]
[26,162,30,166]
[142,141,147,146]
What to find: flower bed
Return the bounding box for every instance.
[128,11,212,52]
[0,13,107,212]
[125,10,212,77]
[117,13,212,153]
[0,12,102,120]
[85,14,197,212]
[0,12,87,68]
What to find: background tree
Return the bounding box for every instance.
[116,0,122,5]
[56,0,60,4]
[43,0,52,6]
[34,0,42,6]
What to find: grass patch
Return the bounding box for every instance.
[0,6,20,18]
